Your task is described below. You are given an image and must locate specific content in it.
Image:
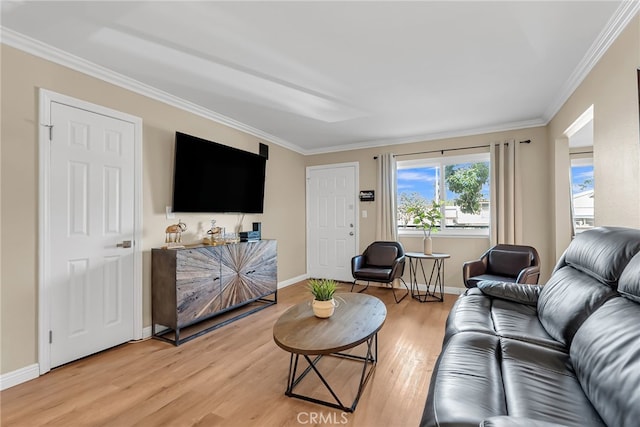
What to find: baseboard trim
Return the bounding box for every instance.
[352,281,465,296]
[141,326,153,339]
[411,282,465,296]
[0,363,39,390]
[444,286,465,295]
[278,274,308,289]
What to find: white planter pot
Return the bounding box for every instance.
[423,236,433,255]
[312,298,335,318]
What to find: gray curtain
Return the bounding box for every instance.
[376,153,398,241]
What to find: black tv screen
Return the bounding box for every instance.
[172,132,266,213]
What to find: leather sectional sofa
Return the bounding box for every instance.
[421,226,640,427]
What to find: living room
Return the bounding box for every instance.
[1,2,640,426]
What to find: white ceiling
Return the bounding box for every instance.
[1,1,634,154]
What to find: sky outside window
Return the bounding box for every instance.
[397,163,490,202]
[571,165,594,193]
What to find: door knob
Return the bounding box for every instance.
[349,232,354,236]
[117,240,132,248]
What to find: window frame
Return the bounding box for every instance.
[397,152,490,238]
[570,155,594,234]
[396,152,493,238]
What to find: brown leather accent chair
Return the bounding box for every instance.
[463,244,540,288]
[351,241,409,303]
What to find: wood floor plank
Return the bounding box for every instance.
[0,281,455,427]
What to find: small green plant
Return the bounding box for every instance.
[411,199,444,238]
[308,278,338,301]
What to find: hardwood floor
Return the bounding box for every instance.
[1,282,456,427]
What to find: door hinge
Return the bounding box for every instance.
[49,330,53,344]
[42,124,53,141]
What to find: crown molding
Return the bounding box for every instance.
[543,1,640,121]
[305,118,547,155]
[0,26,305,155]
[3,0,637,158]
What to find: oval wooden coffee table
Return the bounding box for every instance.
[273,293,386,412]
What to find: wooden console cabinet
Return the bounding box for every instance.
[152,240,277,345]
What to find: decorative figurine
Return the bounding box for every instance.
[165,220,187,243]
[203,219,223,245]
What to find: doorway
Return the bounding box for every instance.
[306,162,359,282]
[39,90,143,373]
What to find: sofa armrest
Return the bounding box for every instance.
[516,265,541,285]
[477,280,543,306]
[463,259,487,283]
[481,416,569,427]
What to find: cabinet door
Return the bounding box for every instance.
[176,246,222,326]
[220,241,277,309]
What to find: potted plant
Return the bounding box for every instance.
[308,278,338,318]
[412,200,443,255]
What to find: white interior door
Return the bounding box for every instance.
[47,101,136,368]
[307,163,358,282]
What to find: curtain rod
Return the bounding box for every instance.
[570,150,593,156]
[373,140,531,159]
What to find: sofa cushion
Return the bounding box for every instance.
[481,417,573,427]
[445,290,565,351]
[421,332,506,427]
[537,266,617,347]
[365,245,397,267]
[490,299,564,351]
[487,250,531,277]
[570,297,640,427]
[500,338,605,426]
[562,226,640,286]
[618,252,640,303]
[444,290,495,340]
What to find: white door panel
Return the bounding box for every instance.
[49,102,135,368]
[307,164,358,282]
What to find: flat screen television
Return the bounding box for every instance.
[172,132,266,213]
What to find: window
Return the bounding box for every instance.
[397,153,490,236]
[570,157,594,232]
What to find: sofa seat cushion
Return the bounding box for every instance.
[466,273,517,288]
[421,333,606,427]
[481,417,572,427]
[421,332,506,427]
[500,338,605,426]
[445,290,495,338]
[445,290,565,351]
[570,297,640,427]
[491,300,564,351]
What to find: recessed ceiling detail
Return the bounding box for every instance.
[1,1,636,154]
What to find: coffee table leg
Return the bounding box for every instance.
[283,333,378,412]
[350,333,377,410]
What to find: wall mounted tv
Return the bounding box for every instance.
[172,132,266,213]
